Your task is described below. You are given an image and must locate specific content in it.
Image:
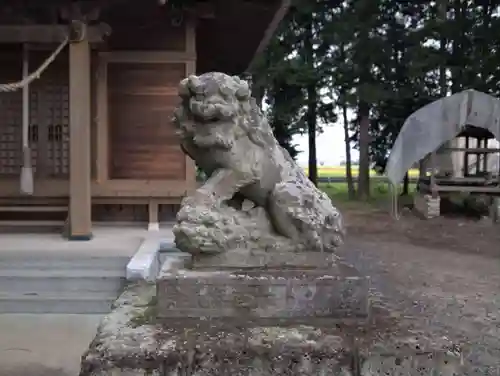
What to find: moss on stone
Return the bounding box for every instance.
[128,294,158,327]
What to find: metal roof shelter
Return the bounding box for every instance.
[386,89,500,186]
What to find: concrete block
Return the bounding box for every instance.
[156,267,370,323]
[126,238,161,282]
[414,194,440,219]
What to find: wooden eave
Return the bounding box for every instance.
[0,0,290,75]
[196,0,290,74]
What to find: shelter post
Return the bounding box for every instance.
[429,151,438,197]
[463,136,470,176]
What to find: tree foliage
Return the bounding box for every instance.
[253,0,500,199]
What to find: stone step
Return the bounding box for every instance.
[0,269,125,294]
[0,292,118,314]
[0,255,130,270]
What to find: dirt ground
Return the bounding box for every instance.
[337,203,500,374]
[343,202,500,256]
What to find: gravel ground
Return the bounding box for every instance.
[337,206,500,374]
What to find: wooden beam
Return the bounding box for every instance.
[435,177,497,183]
[434,185,500,193]
[0,24,111,44]
[246,0,291,72]
[0,196,182,206]
[69,38,92,241]
[0,178,190,197]
[446,147,500,153]
[99,50,196,63]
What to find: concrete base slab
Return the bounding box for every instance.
[80,283,466,376]
[0,313,102,376]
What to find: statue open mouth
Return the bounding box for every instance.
[189,98,235,122]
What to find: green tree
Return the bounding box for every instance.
[253,0,339,186]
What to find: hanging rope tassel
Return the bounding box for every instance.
[20,43,33,195]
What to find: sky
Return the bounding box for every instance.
[293,125,359,168]
[261,97,360,168]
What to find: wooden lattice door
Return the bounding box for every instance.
[0,50,22,177]
[0,50,69,179]
[30,51,70,178]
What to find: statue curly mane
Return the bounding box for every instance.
[173,73,276,153]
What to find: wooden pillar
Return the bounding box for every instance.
[68,37,92,240]
[429,151,438,197]
[482,138,488,173]
[463,136,469,177]
[148,199,159,231]
[475,138,481,174]
[184,16,197,194]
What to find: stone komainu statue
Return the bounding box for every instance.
[172,72,345,256]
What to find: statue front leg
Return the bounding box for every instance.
[182,168,255,208]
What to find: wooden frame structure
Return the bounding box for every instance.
[419,128,500,196]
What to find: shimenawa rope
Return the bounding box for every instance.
[0,36,70,93]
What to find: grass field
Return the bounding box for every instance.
[303,166,419,178]
[319,181,417,206]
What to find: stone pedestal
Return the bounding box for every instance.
[414,193,440,219]
[79,282,466,376]
[157,269,369,324]
[156,251,369,324]
[79,249,467,375]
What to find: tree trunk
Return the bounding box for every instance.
[252,84,265,110]
[307,84,318,186]
[402,172,409,196]
[419,158,427,178]
[356,5,371,201]
[450,0,466,94]
[304,22,317,186]
[342,98,355,199]
[439,0,447,96]
[357,101,370,200]
[339,41,355,199]
[438,0,455,176]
